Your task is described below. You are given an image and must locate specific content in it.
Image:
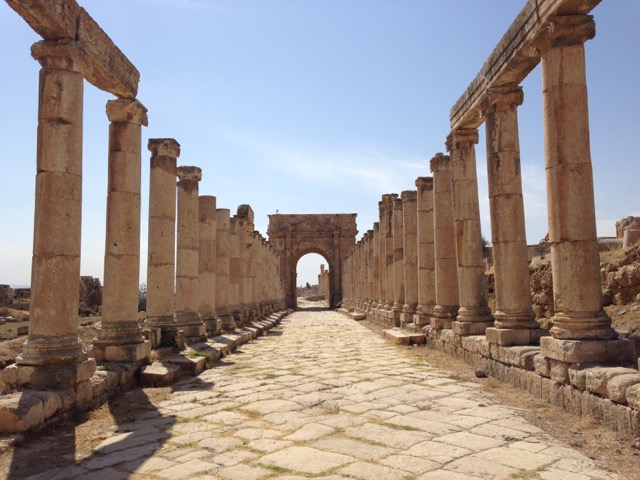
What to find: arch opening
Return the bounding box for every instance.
[295,251,331,310]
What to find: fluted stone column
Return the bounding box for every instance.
[145,139,179,347]
[17,41,95,386]
[392,197,405,326]
[430,153,459,330]
[533,15,625,366]
[401,190,418,326]
[449,129,493,335]
[198,195,218,333]
[216,209,235,329]
[483,86,539,346]
[415,177,436,330]
[175,166,205,339]
[383,194,398,321]
[93,98,150,362]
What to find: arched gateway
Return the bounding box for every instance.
[268,214,357,309]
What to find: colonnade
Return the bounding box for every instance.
[342,11,634,371]
[7,2,286,396]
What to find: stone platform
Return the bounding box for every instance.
[1,310,621,479]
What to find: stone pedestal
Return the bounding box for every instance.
[430,154,459,331]
[535,15,615,343]
[401,190,418,326]
[415,177,435,330]
[17,41,88,376]
[93,98,150,362]
[392,198,405,326]
[449,130,493,335]
[484,86,538,345]
[144,138,180,347]
[199,196,218,333]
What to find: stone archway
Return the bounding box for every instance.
[267,214,358,308]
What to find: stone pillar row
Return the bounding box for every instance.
[340,15,634,369]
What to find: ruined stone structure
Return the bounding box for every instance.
[318,264,330,304]
[340,0,640,435]
[267,214,357,309]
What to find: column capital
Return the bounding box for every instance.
[106,98,148,126]
[393,197,403,210]
[415,176,434,190]
[449,128,479,151]
[486,86,524,113]
[367,229,374,236]
[178,175,200,197]
[31,39,89,74]
[148,138,180,158]
[373,222,380,231]
[381,193,399,205]
[429,153,451,173]
[531,15,595,56]
[400,190,417,203]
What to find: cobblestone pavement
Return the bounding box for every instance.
[26,311,621,480]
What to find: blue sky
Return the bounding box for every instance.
[1,0,639,288]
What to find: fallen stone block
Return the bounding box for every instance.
[0,391,45,433]
[166,355,206,376]
[140,362,181,387]
[606,373,640,404]
[383,329,426,346]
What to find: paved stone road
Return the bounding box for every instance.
[27,311,620,480]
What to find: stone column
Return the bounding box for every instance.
[430,153,459,330]
[483,86,539,346]
[376,200,387,320]
[367,229,375,313]
[449,129,493,335]
[229,217,242,324]
[198,195,218,333]
[401,190,418,326]
[93,98,150,362]
[175,166,205,339]
[216,209,235,329]
[415,177,436,330]
[17,41,94,386]
[145,139,180,346]
[372,222,380,312]
[534,16,619,358]
[392,197,405,326]
[383,194,398,319]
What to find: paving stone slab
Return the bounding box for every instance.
[259,446,355,474]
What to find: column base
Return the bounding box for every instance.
[493,310,539,330]
[400,312,415,327]
[455,306,493,324]
[17,336,86,366]
[414,314,431,330]
[391,307,402,327]
[550,311,616,340]
[91,340,151,363]
[219,315,237,330]
[22,358,96,389]
[429,304,458,330]
[486,327,546,346]
[430,317,453,330]
[452,321,494,336]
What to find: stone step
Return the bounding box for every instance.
[383,329,426,346]
[164,355,206,376]
[140,361,182,387]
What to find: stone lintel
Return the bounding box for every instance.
[8,1,139,97]
[449,0,602,130]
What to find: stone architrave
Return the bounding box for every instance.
[448,129,493,335]
[198,195,218,333]
[430,153,459,330]
[415,177,435,330]
[534,15,616,345]
[401,190,418,326]
[17,41,94,386]
[93,98,150,362]
[144,138,180,346]
[175,166,205,339]
[392,197,405,326]
[216,209,235,329]
[484,86,539,346]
